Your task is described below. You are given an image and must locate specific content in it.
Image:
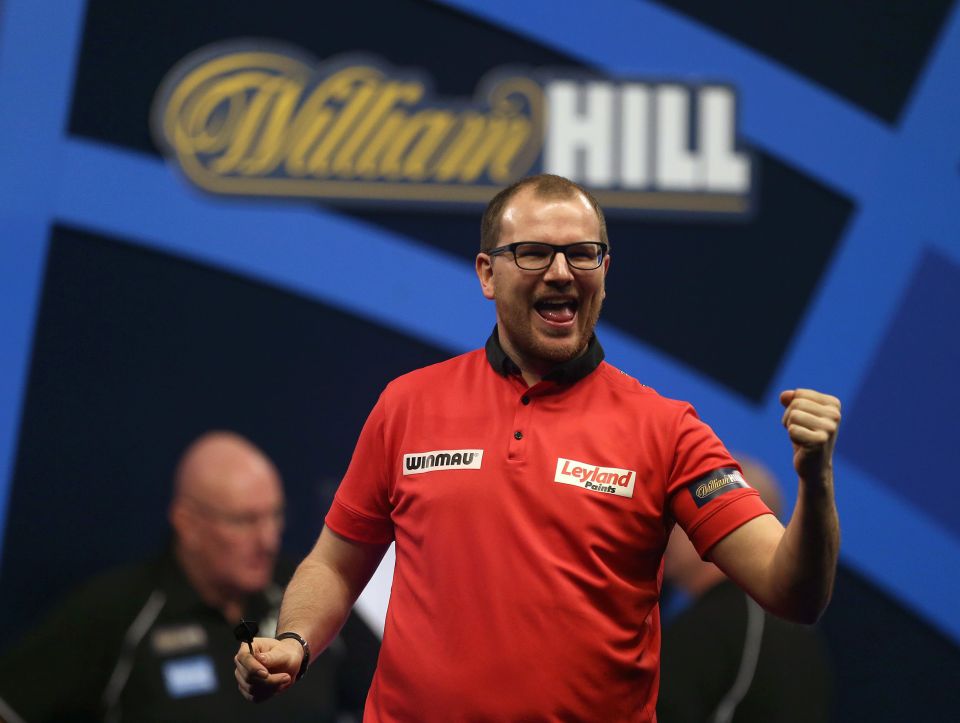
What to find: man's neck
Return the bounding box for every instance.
[485,326,603,386]
[517,362,549,387]
[501,340,579,387]
[174,544,246,622]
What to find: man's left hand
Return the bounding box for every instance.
[780,388,841,486]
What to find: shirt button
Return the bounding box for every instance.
[521,396,530,405]
[514,431,523,440]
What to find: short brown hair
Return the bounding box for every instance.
[480,174,608,252]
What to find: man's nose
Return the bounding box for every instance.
[543,250,575,283]
[255,513,283,549]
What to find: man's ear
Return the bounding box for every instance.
[476,253,495,300]
[169,500,194,546]
[601,253,610,300]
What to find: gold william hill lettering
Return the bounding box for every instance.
[156,51,543,202]
[695,476,736,498]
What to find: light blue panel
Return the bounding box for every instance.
[0,0,86,559]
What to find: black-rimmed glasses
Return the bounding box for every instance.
[487,242,608,270]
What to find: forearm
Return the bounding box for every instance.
[277,558,354,657]
[276,526,387,659]
[709,475,839,624]
[768,473,840,623]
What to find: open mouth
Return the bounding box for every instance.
[535,298,579,324]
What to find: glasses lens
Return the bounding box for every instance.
[564,243,604,270]
[513,243,554,270]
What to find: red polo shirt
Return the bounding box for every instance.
[326,334,771,721]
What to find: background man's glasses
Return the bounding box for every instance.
[186,496,285,530]
[488,242,608,270]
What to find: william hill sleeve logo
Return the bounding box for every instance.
[687,467,749,508]
[152,41,754,215]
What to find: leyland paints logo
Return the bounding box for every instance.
[152,41,754,215]
[555,458,637,498]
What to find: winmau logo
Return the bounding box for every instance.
[554,458,637,499]
[403,449,483,475]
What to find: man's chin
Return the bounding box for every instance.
[235,570,274,593]
[531,335,587,365]
[499,319,592,369]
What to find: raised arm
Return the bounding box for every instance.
[235,526,389,702]
[708,389,841,624]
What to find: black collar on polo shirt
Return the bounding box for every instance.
[484,325,604,385]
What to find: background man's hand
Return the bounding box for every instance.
[234,636,303,703]
[780,388,841,485]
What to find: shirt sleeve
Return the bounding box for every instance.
[325,393,396,545]
[666,405,772,558]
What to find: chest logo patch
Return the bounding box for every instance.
[151,624,208,655]
[555,458,637,498]
[162,655,218,698]
[403,449,484,475]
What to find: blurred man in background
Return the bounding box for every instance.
[0,431,379,722]
[658,456,833,723]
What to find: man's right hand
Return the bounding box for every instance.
[234,636,302,703]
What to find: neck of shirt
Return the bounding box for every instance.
[483,325,604,387]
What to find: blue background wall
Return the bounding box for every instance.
[1,1,959,719]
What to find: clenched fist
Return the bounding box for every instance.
[780,388,841,486]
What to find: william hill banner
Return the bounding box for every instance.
[152,41,755,215]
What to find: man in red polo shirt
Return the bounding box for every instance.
[235,174,841,721]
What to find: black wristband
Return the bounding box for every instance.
[275,631,310,681]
